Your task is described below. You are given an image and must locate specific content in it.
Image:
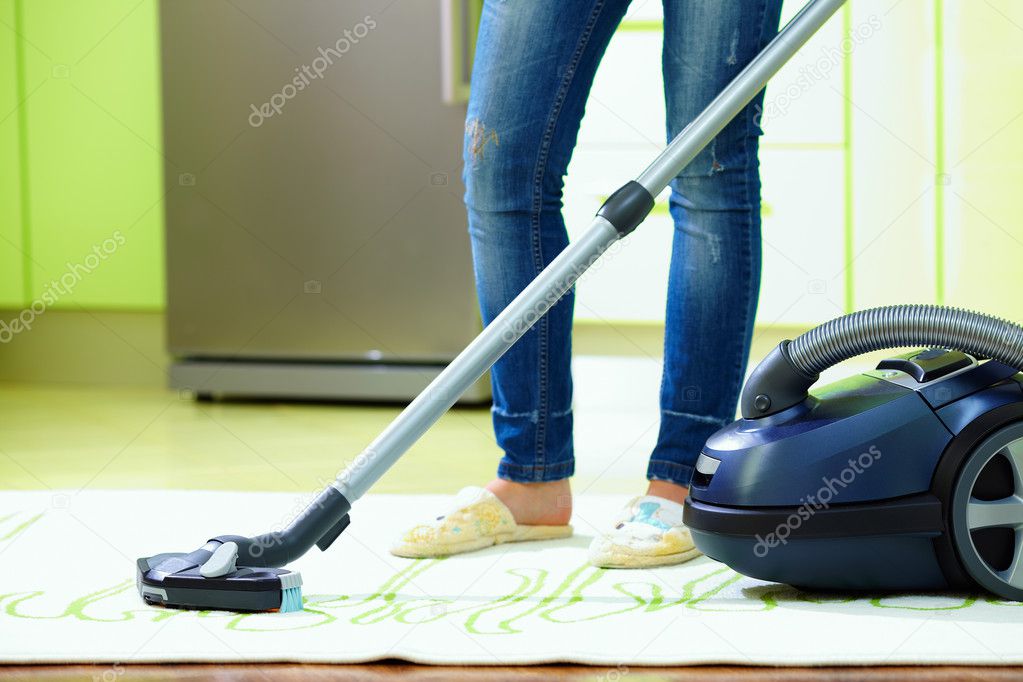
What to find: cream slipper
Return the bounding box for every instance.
[390,486,573,558]
[588,495,701,568]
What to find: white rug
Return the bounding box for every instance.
[1,490,1022,666]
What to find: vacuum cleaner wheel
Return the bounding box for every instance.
[950,421,1023,600]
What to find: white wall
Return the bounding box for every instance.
[563,1,921,326]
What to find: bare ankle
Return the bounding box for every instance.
[646,479,689,505]
[486,478,572,526]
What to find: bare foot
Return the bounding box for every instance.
[646,479,689,505]
[485,478,572,526]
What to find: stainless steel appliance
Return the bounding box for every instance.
[159,0,488,402]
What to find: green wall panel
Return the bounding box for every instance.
[0,0,23,307]
[20,0,164,309]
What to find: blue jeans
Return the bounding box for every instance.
[464,0,782,486]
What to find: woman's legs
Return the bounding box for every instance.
[648,0,783,493]
[465,0,630,520]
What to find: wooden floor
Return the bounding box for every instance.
[2,663,1023,681]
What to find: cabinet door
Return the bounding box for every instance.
[20,0,164,309]
[943,0,1023,319]
[849,1,939,311]
[0,0,22,308]
[567,4,850,326]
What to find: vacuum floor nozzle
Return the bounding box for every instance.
[137,542,304,613]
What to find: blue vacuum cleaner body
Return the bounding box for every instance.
[685,347,1023,599]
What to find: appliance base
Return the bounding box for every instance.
[170,359,491,405]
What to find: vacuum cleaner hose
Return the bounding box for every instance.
[790,304,1023,375]
[742,305,1023,418]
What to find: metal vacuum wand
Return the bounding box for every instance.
[137,0,847,609]
[242,0,850,570]
[333,0,848,506]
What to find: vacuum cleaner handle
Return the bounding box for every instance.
[236,0,848,567]
[740,305,1023,419]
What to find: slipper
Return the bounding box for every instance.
[390,486,573,558]
[588,495,702,568]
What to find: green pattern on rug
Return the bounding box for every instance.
[3,492,1022,665]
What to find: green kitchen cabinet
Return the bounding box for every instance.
[0,0,23,308]
[19,0,164,309]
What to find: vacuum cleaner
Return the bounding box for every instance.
[137,0,1023,611]
[683,309,1023,601]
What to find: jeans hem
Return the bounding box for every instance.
[646,459,695,487]
[498,459,575,483]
